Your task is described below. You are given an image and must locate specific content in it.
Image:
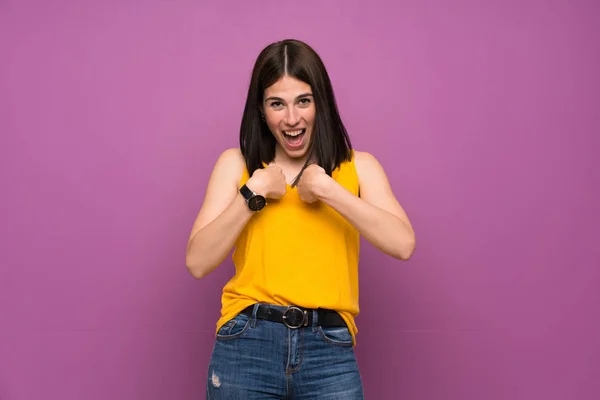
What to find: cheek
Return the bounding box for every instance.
[304,108,316,125]
[264,114,280,132]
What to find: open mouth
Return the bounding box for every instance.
[282,129,306,148]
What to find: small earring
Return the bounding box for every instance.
[261,113,265,120]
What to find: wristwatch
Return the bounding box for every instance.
[240,184,266,211]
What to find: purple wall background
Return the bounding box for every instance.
[1,1,598,399]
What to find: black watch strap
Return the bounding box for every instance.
[239,184,254,200]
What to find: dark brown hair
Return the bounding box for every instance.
[239,39,353,186]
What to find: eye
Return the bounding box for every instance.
[298,98,312,106]
[270,101,283,108]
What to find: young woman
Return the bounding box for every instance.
[186,39,415,399]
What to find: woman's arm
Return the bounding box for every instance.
[310,151,416,260]
[185,148,254,279]
[185,148,287,278]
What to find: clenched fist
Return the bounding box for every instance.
[296,164,333,203]
[246,165,287,200]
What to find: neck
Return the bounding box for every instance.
[274,147,311,167]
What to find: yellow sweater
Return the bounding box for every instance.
[216,155,361,344]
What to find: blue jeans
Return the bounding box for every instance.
[206,303,364,399]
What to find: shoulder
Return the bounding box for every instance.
[352,150,385,181]
[210,147,246,185]
[214,147,245,171]
[353,150,377,165]
[216,147,244,165]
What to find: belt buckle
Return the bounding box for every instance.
[282,306,307,329]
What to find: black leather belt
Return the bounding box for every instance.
[241,304,346,329]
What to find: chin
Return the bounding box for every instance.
[290,150,309,159]
[279,145,309,159]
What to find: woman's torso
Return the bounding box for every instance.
[216,152,362,342]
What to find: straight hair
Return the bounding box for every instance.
[239,39,353,186]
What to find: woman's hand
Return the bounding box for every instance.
[296,164,333,203]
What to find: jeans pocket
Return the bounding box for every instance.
[216,313,251,340]
[317,325,354,346]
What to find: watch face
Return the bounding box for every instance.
[248,195,266,211]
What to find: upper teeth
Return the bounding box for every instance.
[284,129,303,137]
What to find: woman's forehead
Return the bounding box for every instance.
[264,76,312,98]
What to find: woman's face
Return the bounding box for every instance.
[262,75,315,160]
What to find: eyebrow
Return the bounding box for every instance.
[264,93,313,102]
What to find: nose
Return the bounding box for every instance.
[283,107,300,127]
